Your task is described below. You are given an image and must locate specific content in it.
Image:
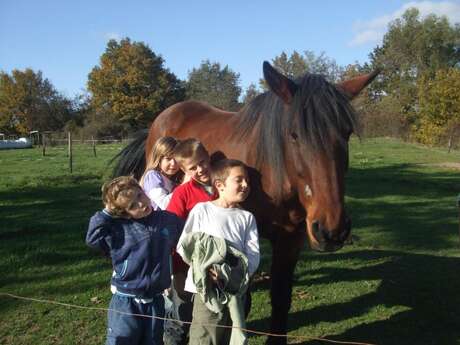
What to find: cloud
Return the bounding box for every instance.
[349,30,385,47]
[349,1,460,47]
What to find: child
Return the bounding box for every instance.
[164,138,217,345]
[166,138,216,219]
[139,136,181,210]
[86,176,183,345]
[176,159,260,345]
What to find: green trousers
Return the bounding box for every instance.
[189,294,231,345]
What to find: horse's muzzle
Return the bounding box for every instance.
[311,217,351,252]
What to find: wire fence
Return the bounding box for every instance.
[0,292,377,345]
[37,134,130,147]
[28,132,132,172]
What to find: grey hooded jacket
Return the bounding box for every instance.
[178,232,250,345]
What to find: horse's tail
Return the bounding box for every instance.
[111,129,149,180]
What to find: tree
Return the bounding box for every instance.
[87,38,185,134]
[0,68,71,135]
[339,63,408,139]
[369,8,460,122]
[373,8,460,77]
[260,50,343,89]
[63,92,92,135]
[186,60,241,111]
[415,68,460,146]
[241,83,261,105]
[303,50,344,82]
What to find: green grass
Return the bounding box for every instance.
[0,138,459,345]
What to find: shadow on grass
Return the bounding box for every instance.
[247,164,460,344]
[0,161,459,344]
[0,178,101,229]
[346,163,460,251]
[247,250,460,345]
[0,180,109,300]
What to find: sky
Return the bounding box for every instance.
[1,0,459,99]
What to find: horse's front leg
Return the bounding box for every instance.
[267,226,305,345]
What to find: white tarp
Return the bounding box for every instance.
[0,137,33,149]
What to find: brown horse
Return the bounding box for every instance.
[114,61,379,344]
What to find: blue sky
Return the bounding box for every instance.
[1,0,459,98]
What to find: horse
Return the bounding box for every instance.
[113,61,379,344]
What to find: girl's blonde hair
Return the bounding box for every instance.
[139,136,179,186]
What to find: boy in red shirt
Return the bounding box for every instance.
[167,138,215,219]
[164,138,217,345]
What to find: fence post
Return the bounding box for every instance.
[457,194,460,243]
[68,131,73,173]
[92,136,97,157]
[65,135,69,157]
[42,133,46,156]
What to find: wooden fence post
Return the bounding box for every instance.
[42,133,46,156]
[457,194,460,243]
[68,132,73,173]
[65,134,69,157]
[92,136,97,157]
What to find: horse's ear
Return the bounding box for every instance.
[336,69,380,99]
[263,61,298,104]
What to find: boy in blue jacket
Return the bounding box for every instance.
[86,176,183,345]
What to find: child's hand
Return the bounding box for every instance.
[208,267,219,282]
[102,204,121,219]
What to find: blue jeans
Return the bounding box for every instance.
[106,293,165,345]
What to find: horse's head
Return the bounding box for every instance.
[263,61,379,252]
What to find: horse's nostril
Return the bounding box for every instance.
[312,220,325,243]
[312,218,351,244]
[321,225,333,241]
[312,220,319,228]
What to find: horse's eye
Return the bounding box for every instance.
[291,132,298,141]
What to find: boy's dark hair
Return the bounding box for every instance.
[211,159,247,186]
[173,138,209,165]
[101,176,141,217]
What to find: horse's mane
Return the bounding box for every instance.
[235,74,359,202]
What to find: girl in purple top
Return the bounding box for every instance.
[140,136,182,210]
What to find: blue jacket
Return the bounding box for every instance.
[86,210,183,298]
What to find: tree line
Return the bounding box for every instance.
[1,8,459,147]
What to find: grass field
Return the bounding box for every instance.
[0,138,459,345]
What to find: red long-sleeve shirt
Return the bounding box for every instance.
[166,179,217,273]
